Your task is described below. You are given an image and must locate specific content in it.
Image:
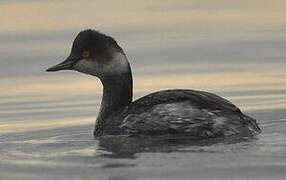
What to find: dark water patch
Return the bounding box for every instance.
[0,30,76,44]
[129,39,286,66]
[247,108,286,122]
[220,89,286,97]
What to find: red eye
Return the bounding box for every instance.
[82,51,90,59]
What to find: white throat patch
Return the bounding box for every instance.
[73,52,129,77]
[102,52,129,75]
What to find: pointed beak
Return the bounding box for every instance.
[46,56,77,72]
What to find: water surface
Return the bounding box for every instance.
[1,1,286,179]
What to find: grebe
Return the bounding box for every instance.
[46,29,261,138]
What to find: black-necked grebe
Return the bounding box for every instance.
[46,29,261,138]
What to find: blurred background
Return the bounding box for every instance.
[0,1,286,179]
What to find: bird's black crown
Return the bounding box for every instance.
[71,29,122,58]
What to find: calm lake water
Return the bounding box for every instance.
[1,1,286,179]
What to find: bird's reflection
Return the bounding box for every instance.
[97,135,256,158]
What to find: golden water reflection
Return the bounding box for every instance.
[1,70,285,97]
[1,69,285,134]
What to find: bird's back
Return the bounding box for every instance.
[95,89,261,138]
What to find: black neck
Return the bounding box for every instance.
[95,64,133,133]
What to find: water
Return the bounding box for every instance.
[1,0,286,179]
